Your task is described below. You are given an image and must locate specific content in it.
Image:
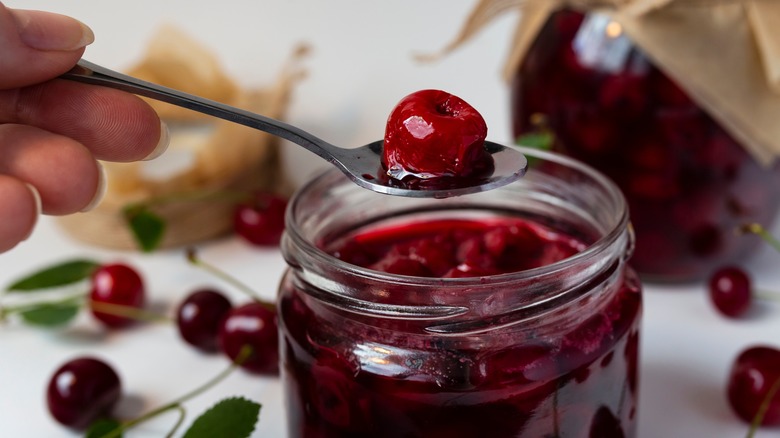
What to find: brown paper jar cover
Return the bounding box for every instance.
[57,26,306,251]
[436,0,780,282]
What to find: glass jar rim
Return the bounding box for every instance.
[284,145,631,289]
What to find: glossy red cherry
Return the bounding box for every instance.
[218,301,279,375]
[89,263,145,328]
[46,356,121,430]
[382,89,491,181]
[176,288,232,352]
[727,346,780,426]
[708,266,752,318]
[234,191,288,246]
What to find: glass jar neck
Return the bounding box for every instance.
[281,147,633,334]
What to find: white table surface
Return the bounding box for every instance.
[2,1,779,437]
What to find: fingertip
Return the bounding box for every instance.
[9,8,94,51]
[24,182,43,221]
[80,161,106,212]
[142,120,170,161]
[0,5,88,88]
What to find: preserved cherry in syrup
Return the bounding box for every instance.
[382,89,494,189]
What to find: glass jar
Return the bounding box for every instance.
[278,147,642,437]
[511,8,780,282]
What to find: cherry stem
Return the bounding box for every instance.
[98,345,253,438]
[165,406,186,438]
[754,289,780,302]
[738,223,780,254]
[185,247,270,306]
[90,301,172,324]
[746,375,780,438]
[0,294,172,325]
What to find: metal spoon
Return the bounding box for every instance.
[61,60,527,198]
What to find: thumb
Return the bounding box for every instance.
[0,3,94,89]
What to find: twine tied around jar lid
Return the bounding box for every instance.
[425,0,780,166]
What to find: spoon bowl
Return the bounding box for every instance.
[62,60,527,198]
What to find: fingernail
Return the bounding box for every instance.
[142,120,170,161]
[81,162,106,212]
[10,9,95,51]
[22,183,41,241]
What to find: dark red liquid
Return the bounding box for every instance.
[512,9,780,281]
[279,217,641,437]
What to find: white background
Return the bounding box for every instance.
[2,1,780,437]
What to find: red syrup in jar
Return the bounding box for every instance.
[279,208,640,437]
[512,9,780,282]
[331,218,586,278]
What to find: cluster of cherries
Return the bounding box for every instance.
[707,262,780,427]
[45,196,286,431]
[705,223,780,427]
[47,259,279,430]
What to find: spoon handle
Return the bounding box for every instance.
[61,59,340,161]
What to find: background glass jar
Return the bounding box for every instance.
[511,8,780,282]
[278,147,642,437]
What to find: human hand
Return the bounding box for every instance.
[0,3,168,252]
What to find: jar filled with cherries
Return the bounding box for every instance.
[278,88,641,436]
[511,8,780,282]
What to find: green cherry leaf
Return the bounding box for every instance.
[20,301,81,327]
[516,131,554,151]
[6,259,100,292]
[85,418,123,438]
[182,397,261,438]
[123,206,166,253]
[515,131,555,168]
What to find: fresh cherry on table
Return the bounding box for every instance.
[218,301,279,375]
[727,345,780,426]
[89,263,146,328]
[176,288,233,352]
[233,191,288,247]
[708,266,753,318]
[382,89,492,183]
[46,357,121,430]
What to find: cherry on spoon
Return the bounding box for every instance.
[61,60,527,198]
